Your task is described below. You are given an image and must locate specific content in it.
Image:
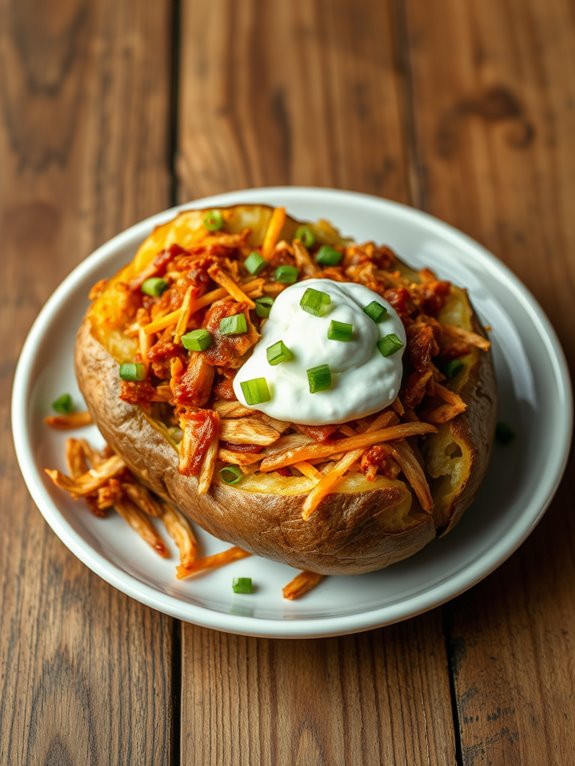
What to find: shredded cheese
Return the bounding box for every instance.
[259,422,437,473]
[208,266,256,308]
[174,285,194,344]
[301,412,396,519]
[262,207,286,260]
[176,547,251,579]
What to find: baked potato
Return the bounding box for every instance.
[74,204,496,575]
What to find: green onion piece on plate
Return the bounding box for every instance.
[377,334,404,357]
[274,265,299,284]
[363,301,388,322]
[232,577,254,594]
[119,362,147,381]
[52,393,74,414]
[316,245,343,266]
[307,364,332,393]
[255,296,274,318]
[240,377,272,405]
[219,313,248,335]
[295,225,315,248]
[300,287,331,316]
[266,339,294,366]
[244,251,266,275]
[328,320,353,342]
[444,359,464,379]
[495,422,515,445]
[203,209,224,231]
[141,277,168,297]
[181,329,212,351]
[219,465,243,484]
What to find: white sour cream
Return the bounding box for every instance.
[233,279,406,425]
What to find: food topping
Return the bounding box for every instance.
[232,577,254,594]
[233,279,406,424]
[52,392,75,414]
[79,206,491,510]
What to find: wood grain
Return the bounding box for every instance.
[0,1,174,763]
[182,618,455,766]
[177,0,409,200]
[177,1,456,764]
[404,0,575,762]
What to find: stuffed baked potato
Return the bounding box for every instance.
[73,204,496,575]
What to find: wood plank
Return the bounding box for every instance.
[404,0,575,762]
[182,618,455,766]
[0,1,173,763]
[177,1,456,763]
[177,0,408,199]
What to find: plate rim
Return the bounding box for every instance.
[11,186,573,638]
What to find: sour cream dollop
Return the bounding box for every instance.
[233,279,406,425]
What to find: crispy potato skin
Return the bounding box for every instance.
[76,320,436,574]
[439,311,497,534]
[76,204,497,574]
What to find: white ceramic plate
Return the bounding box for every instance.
[12,188,572,638]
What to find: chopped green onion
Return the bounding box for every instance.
[141,277,169,297]
[232,577,254,594]
[300,287,331,316]
[52,393,74,414]
[181,329,212,351]
[363,301,388,323]
[219,313,248,335]
[266,340,294,366]
[255,296,274,318]
[495,421,515,445]
[244,251,266,275]
[445,359,464,379]
[316,245,343,266]
[274,264,299,284]
[203,209,224,231]
[119,362,147,381]
[295,225,315,248]
[377,334,404,357]
[328,320,354,342]
[307,364,332,393]
[219,465,243,484]
[240,377,272,405]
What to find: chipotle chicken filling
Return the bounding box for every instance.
[90,208,490,518]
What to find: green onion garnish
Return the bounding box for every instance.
[328,320,354,342]
[316,245,343,266]
[300,287,331,316]
[244,251,266,275]
[241,377,272,405]
[52,393,74,414]
[219,313,248,335]
[274,265,299,284]
[495,422,515,445]
[307,364,332,393]
[119,362,147,381]
[219,465,243,484]
[141,277,169,297]
[363,301,388,322]
[181,329,212,351]
[266,340,294,366]
[295,225,315,248]
[445,359,464,379]
[377,334,404,357]
[232,577,254,594]
[255,296,274,318]
[203,209,224,231]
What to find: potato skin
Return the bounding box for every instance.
[76,320,436,575]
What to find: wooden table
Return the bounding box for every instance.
[2,1,574,763]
